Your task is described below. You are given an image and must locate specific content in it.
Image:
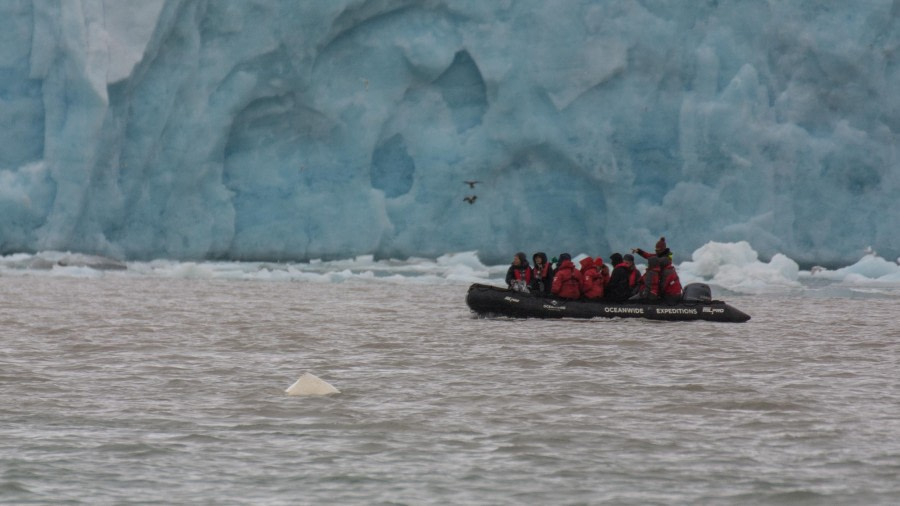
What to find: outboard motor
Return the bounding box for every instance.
[682,283,712,302]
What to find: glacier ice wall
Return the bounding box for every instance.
[1,0,899,265]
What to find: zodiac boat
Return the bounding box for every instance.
[466,283,751,322]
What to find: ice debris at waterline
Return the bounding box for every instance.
[2,242,900,296]
[0,252,127,272]
[0,2,899,265]
[285,374,340,397]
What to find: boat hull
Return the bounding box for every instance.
[465,283,750,323]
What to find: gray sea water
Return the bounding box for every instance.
[2,275,899,505]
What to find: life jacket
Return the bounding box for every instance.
[610,262,638,288]
[659,264,682,296]
[508,266,531,293]
[638,267,661,298]
[551,260,582,299]
[622,264,639,287]
[531,262,550,292]
[595,258,610,287]
[513,266,532,283]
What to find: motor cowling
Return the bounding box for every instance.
[682,283,712,302]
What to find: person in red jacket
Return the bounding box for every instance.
[579,257,604,299]
[594,257,610,287]
[633,236,673,261]
[551,253,582,299]
[505,252,532,292]
[629,256,661,302]
[658,256,683,304]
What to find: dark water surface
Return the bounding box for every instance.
[2,276,899,505]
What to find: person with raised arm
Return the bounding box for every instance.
[633,236,672,261]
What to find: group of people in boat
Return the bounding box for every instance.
[504,237,683,304]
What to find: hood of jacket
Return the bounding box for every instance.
[558,259,576,271]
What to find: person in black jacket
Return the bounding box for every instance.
[529,252,553,294]
[505,252,532,292]
[606,253,640,303]
[608,253,624,270]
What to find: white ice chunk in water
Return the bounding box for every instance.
[285,373,340,396]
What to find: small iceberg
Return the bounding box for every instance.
[284,373,340,396]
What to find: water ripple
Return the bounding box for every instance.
[1,278,899,504]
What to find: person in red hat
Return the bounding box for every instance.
[633,236,672,261]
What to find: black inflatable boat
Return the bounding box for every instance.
[466,283,750,322]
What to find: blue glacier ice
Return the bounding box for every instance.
[1,0,899,266]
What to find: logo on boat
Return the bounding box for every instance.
[604,307,644,315]
[504,296,520,303]
[543,301,565,311]
[701,307,725,314]
[655,308,697,315]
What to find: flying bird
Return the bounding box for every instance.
[463,195,477,204]
[464,180,481,189]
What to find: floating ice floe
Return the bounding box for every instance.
[285,373,340,396]
[676,241,801,294]
[804,253,900,284]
